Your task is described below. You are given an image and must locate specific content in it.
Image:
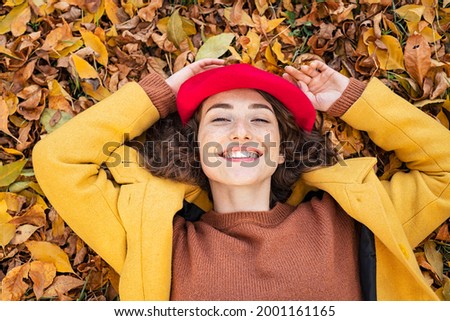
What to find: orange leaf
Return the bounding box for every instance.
[26,241,74,273]
[29,261,57,300]
[41,20,73,52]
[0,97,15,138]
[138,0,163,22]
[1,263,30,301]
[105,0,121,25]
[9,204,46,227]
[404,34,431,86]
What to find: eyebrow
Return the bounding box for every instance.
[205,103,274,114]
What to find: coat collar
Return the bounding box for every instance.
[286,157,378,206]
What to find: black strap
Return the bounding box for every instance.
[358,223,377,300]
[176,200,205,222]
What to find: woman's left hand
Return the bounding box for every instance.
[283,60,350,112]
[166,59,225,96]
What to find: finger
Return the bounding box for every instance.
[282,73,297,86]
[299,64,320,78]
[284,66,312,84]
[309,60,328,72]
[197,58,225,67]
[297,80,309,93]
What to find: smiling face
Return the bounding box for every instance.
[197,88,285,189]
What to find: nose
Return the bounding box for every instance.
[229,120,252,141]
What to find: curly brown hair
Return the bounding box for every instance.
[137,90,338,206]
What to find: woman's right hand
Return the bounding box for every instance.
[166,59,225,96]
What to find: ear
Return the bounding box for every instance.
[278,154,285,165]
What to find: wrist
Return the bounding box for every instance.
[327,78,367,117]
[138,73,177,118]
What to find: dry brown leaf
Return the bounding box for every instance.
[404,34,431,86]
[435,222,450,242]
[42,275,84,298]
[11,59,37,93]
[431,71,450,99]
[9,204,46,227]
[1,263,30,301]
[9,224,40,245]
[424,241,444,281]
[29,261,57,300]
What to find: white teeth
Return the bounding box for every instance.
[224,151,260,159]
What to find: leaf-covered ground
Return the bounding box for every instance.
[0,0,449,301]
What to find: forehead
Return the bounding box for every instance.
[202,88,270,108]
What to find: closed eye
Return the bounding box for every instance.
[252,118,270,123]
[212,117,230,122]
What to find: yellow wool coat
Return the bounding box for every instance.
[32,78,450,300]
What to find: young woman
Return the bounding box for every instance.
[32,59,450,300]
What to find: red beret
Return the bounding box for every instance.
[176,64,316,132]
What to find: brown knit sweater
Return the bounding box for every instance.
[171,194,362,300]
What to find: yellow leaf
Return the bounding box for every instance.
[80,29,108,66]
[50,39,83,59]
[395,4,426,23]
[266,18,285,33]
[29,261,57,300]
[1,263,30,301]
[265,45,277,65]
[105,0,121,24]
[255,0,269,15]
[10,4,31,37]
[167,9,187,49]
[71,54,100,79]
[48,80,73,102]
[272,39,288,63]
[0,200,13,223]
[419,26,442,42]
[156,16,170,33]
[196,33,235,61]
[4,0,26,6]
[366,32,405,70]
[80,81,111,101]
[0,191,26,213]
[227,46,242,61]
[437,110,449,129]
[246,29,260,61]
[0,222,16,248]
[0,45,21,59]
[0,2,28,35]
[0,159,27,187]
[26,241,74,273]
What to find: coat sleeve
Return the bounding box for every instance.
[340,78,450,247]
[32,82,161,273]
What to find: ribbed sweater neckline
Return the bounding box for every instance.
[200,202,295,230]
